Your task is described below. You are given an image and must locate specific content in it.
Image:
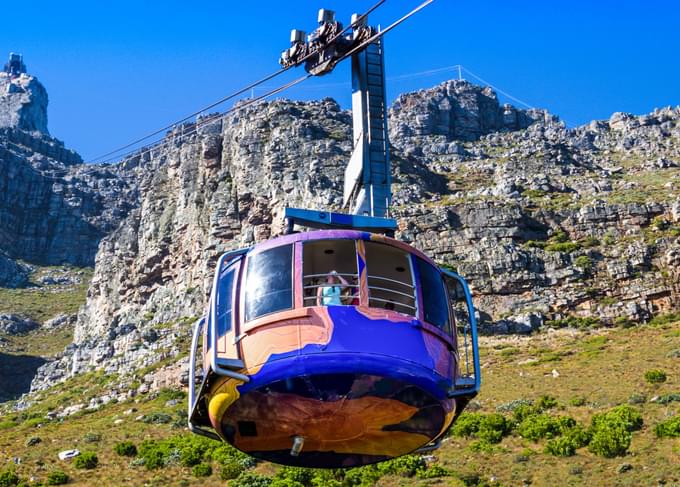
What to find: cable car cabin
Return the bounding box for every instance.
[188,229,480,468]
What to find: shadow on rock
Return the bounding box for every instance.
[0,352,46,402]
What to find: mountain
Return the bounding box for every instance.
[0,57,678,395]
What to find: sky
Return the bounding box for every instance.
[1,0,678,161]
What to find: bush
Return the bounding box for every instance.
[73,451,98,469]
[588,405,643,457]
[191,463,212,478]
[591,405,643,433]
[450,413,510,444]
[574,255,593,272]
[114,441,137,457]
[344,466,381,487]
[655,393,680,405]
[273,466,314,485]
[416,464,450,479]
[516,414,576,441]
[648,311,680,326]
[230,472,273,487]
[46,470,69,485]
[545,242,581,253]
[376,455,425,477]
[588,422,631,457]
[551,231,569,243]
[644,369,667,384]
[535,395,558,410]
[544,426,591,457]
[83,432,101,443]
[477,414,511,443]
[221,461,245,480]
[0,469,19,487]
[546,315,600,329]
[655,416,680,438]
[142,412,173,424]
[569,397,586,407]
[450,413,483,437]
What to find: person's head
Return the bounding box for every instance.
[326,270,339,284]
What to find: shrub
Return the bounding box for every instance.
[142,412,173,424]
[535,395,558,410]
[73,451,98,469]
[229,472,273,487]
[416,464,450,479]
[545,242,581,253]
[496,399,532,413]
[545,315,600,329]
[644,369,667,384]
[591,405,643,432]
[221,461,245,480]
[627,393,646,405]
[544,436,576,456]
[581,236,600,247]
[477,414,511,443]
[376,455,425,477]
[654,416,680,438]
[516,414,576,441]
[544,426,591,457]
[588,405,643,457]
[588,422,631,457]
[343,466,381,486]
[114,441,137,457]
[46,470,69,485]
[83,432,101,443]
[648,311,680,326]
[273,467,314,485]
[574,255,593,272]
[450,413,483,437]
[614,316,633,328]
[0,469,19,487]
[655,393,680,404]
[569,397,586,407]
[551,231,569,243]
[191,463,212,478]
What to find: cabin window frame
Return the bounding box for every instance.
[301,238,360,308]
[242,244,295,323]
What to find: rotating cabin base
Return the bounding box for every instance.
[206,355,459,468]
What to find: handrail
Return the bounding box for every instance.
[367,296,416,311]
[366,284,416,301]
[303,272,359,279]
[366,274,415,289]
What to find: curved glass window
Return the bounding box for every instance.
[216,265,236,338]
[365,242,416,315]
[416,257,451,334]
[244,245,293,322]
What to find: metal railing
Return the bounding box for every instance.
[302,272,360,306]
[366,274,416,313]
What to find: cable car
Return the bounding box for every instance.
[188,220,480,468]
[187,5,480,469]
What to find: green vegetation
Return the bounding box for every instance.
[114,440,137,457]
[0,469,19,487]
[654,415,680,438]
[649,311,680,326]
[45,470,69,485]
[574,255,594,272]
[644,369,668,384]
[0,309,677,485]
[191,463,212,478]
[545,241,581,253]
[545,315,601,329]
[0,266,92,323]
[73,451,98,469]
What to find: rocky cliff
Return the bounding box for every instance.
[0,62,137,272]
[26,80,680,392]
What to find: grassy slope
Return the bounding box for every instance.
[0,322,677,486]
[0,267,93,358]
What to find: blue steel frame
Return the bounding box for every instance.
[284,207,397,233]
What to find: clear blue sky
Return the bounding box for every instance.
[1,1,678,161]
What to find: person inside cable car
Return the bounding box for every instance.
[316,270,349,305]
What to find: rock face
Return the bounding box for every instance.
[12,77,680,391]
[0,71,48,133]
[390,80,555,141]
[0,59,138,268]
